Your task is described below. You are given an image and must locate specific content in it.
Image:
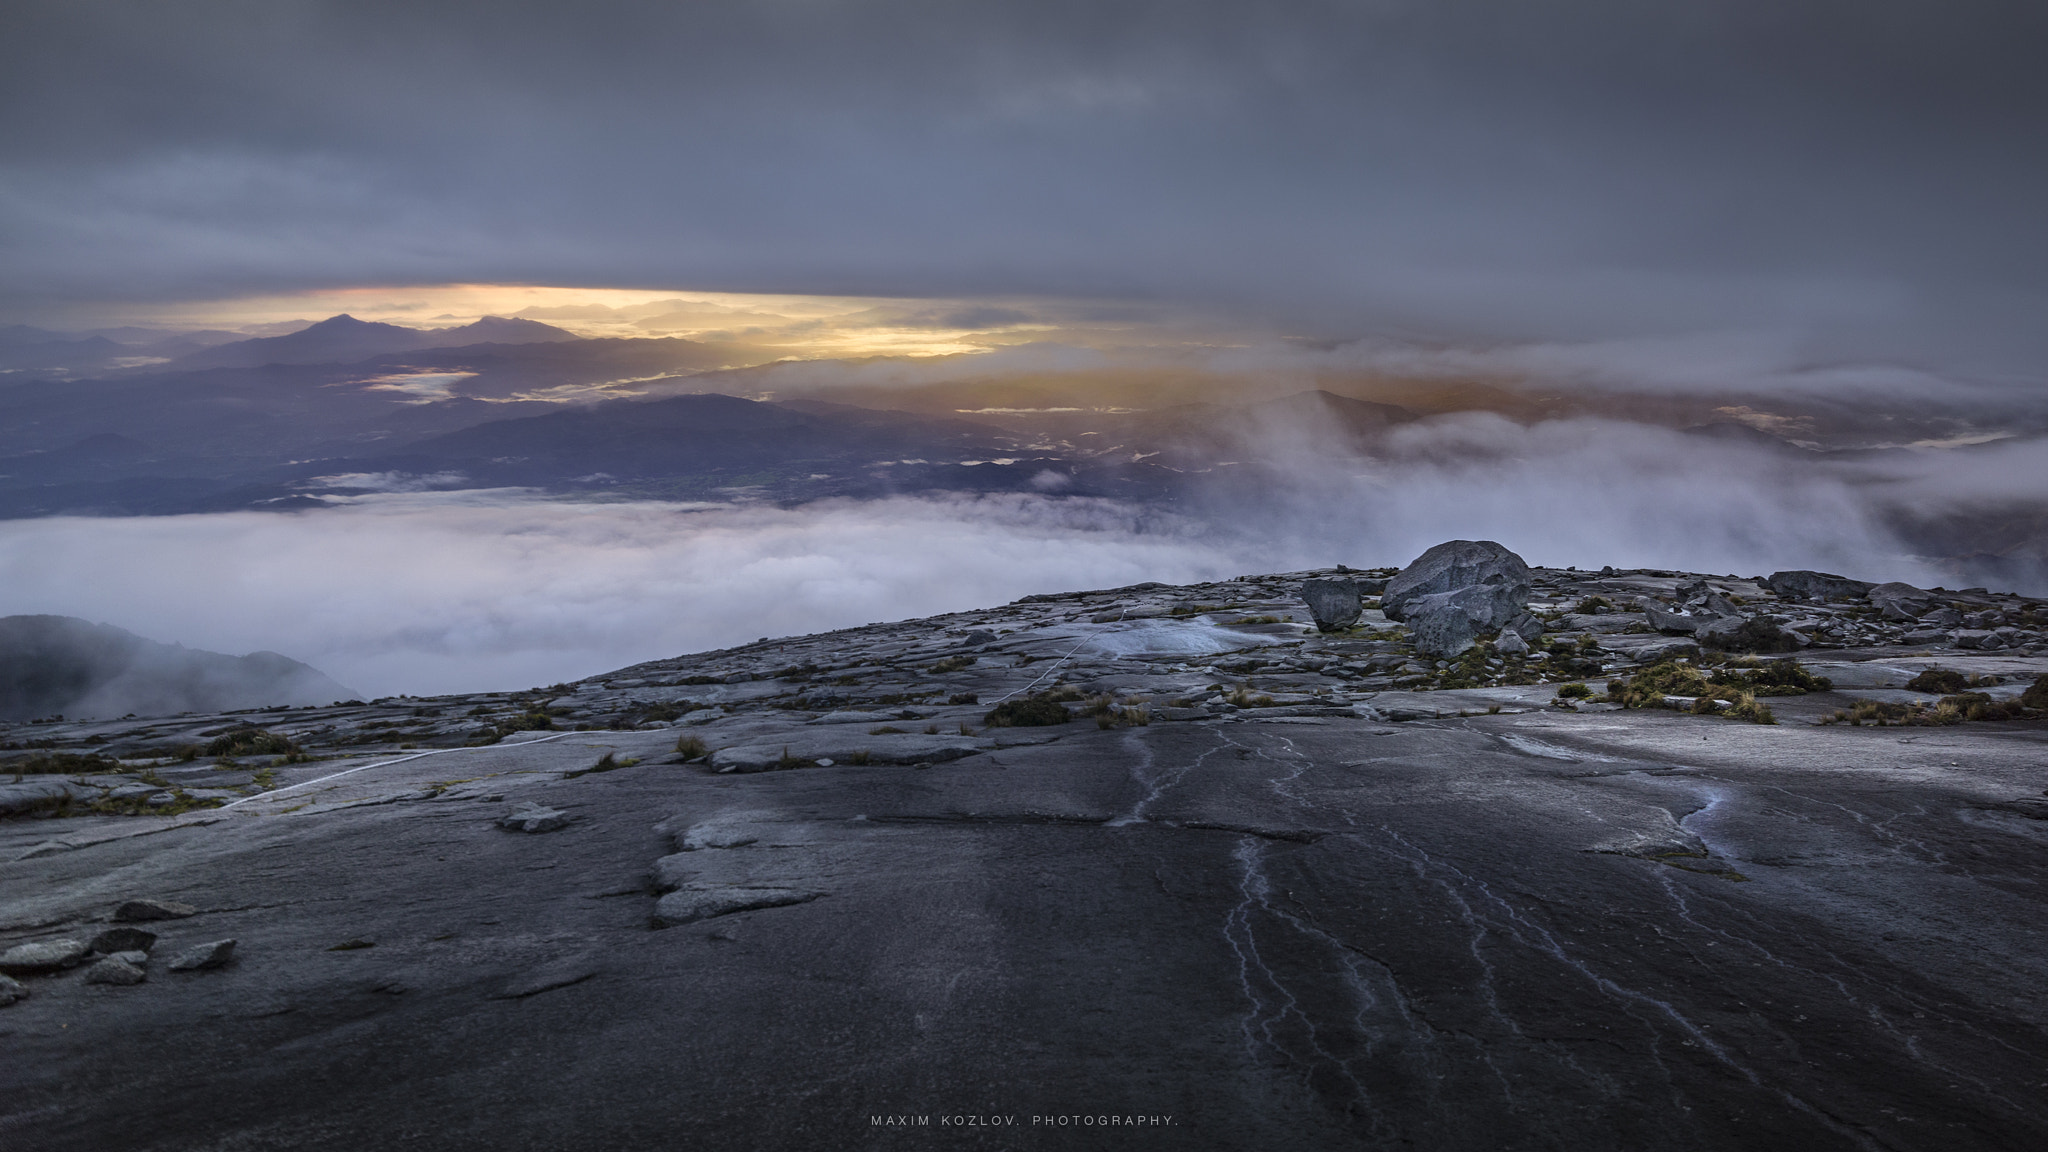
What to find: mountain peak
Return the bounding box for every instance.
[301,314,403,332]
[439,315,581,343]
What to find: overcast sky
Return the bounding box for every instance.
[4,0,2045,365]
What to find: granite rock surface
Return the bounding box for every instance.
[3,560,2047,1149]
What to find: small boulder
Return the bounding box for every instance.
[113,898,198,922]
[1501,612,1544,642]
[1696,615,1804,653]
[0,939,89,974]
[1495,630,1530,657]
[1763,570,1874,602]
[167,939,236,971]
[1299,578,1364,632]
[82,957,146,986]
[1869,581,1939,621]
[88,927,157,955]
[1952,630,2002,651]
[0,973,26,1006]
[499,803,571,833]
[1639,598,1706,634]
[1381,541,1532,623]
[961,630,998,646]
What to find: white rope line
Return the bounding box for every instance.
[988,606,1129,705]
[218,732,570,809]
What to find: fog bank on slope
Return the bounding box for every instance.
[0,614,358,722]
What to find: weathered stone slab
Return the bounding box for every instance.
[114,899,197,922]
[499,803,572,833]
[166,939,236,971]
[83,957,147,985]
[88,928,157,955]
[709,733,986,772]
[652,886,824,926]
[0,939,89,974]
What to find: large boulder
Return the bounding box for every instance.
[1382,541,1532,625]
[1402,584,1535,656]
[1764,571,1873,602]
[1298,579,1364,632]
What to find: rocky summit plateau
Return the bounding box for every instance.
[4,542,2048,1150]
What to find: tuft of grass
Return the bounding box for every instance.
[1726,693,1777,725]
[674,735,709,761]
[4,751,124,777]
[1556,682,1594,699]
[1825,699,1959,727]
[982,694,1072,727]
[1225,684,1278,708]
[1904,668,2001,694]
[204,728,298,758]
[847,750,873,765]
[574,752,631,775]
[927,655,978,675]
[1603,661,1794,724]
[947,692,979,705]
[868,725,907,735]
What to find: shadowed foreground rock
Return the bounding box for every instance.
[3,560,2048,1150]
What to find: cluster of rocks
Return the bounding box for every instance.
[0,897,234,1004]
[1301,539,2047,663]
[3,542,2045,806]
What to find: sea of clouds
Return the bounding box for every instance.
[5,408,2033,699]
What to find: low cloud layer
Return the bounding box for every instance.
[2,414,2034,703]
[0,493,1235,699]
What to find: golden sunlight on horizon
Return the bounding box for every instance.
[51,283,1132,360]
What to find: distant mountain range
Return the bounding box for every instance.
[0,615,358,722]
[3,315,2038,589]
[164,314,582,370]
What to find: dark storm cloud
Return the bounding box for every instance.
[3,0,2044,360]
